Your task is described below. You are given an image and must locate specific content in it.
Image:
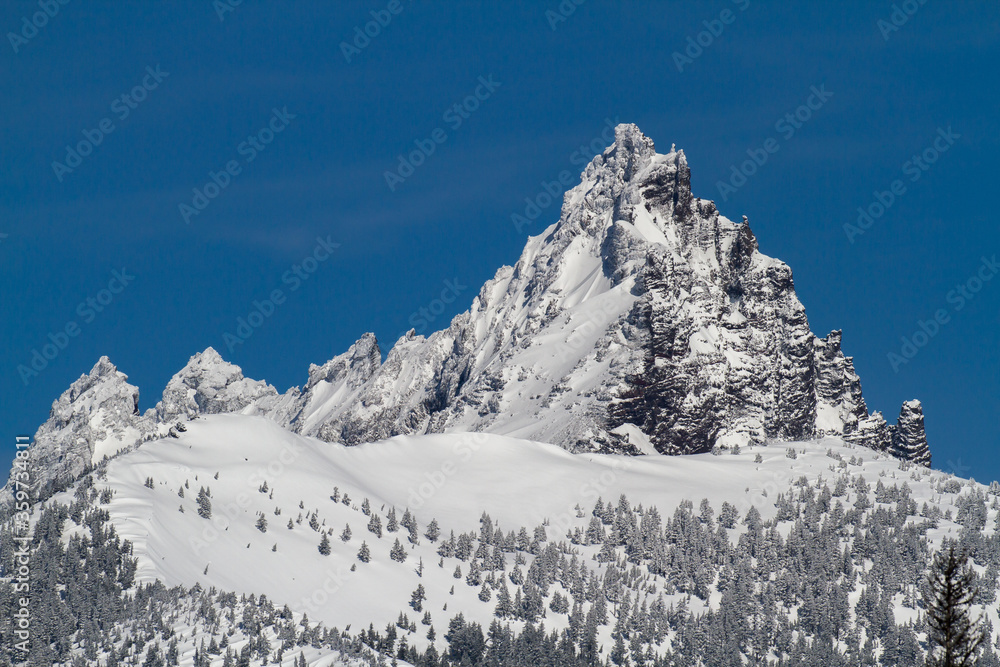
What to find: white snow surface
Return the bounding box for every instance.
[61,413,993,654]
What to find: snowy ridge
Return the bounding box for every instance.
[3,123,931,510]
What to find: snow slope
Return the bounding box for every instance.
[58,414,993,659]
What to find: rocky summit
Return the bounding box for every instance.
[3,124,929,504]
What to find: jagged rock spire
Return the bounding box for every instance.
[892,400,932,467]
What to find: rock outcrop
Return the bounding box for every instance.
[152,347,278,424]
[891,400,932,467]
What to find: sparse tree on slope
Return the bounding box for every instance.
[368,512,382,537]
[390,538,407,562]
[196,487,212,519]
[425,518,441,543]
[318,533,331,556]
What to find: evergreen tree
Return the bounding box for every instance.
[255,514,267,533]
[387,507,399,532]
[318,533,331,555]
[143,644,164,667]
[368,512,383,537]
[390,538,407,562]
[466,559,482,586]
[925,544,986,666]
[196,487,212,519]
[425,518,441,542]
[358,541,371,562]
[411,584,426,612]
[340,523,352,542]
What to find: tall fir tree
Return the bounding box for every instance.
[925,544,986,667]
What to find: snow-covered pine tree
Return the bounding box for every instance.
[410,584,426,611]
[425,518,441,542]
[368,512,382,537]
[197,487,212,519]
[386,507,399,532]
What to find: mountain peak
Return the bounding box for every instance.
[192,346,225,364]
[1,355,157,503]
[90,354,119,376]
[153,349,277,423]
[611,122,657,162]
[209,124,925,464]
[63,355,134,406]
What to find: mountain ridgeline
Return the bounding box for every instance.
[2,124,929,504]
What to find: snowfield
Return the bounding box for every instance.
[48,413,995,663]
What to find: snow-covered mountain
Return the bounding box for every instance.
[249,124,924,462]
[2,124,928,507]
[0,124,988,667]
[6,357,161,501]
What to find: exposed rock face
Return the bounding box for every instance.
[248,332,386,438]
[813,330,869,436]
[4,124,934,506]
[1,357,159,504]
[305,333,381,392]
[891,400,932,467]
[152,347,278,424]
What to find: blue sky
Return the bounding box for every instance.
[2,2,998,482]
